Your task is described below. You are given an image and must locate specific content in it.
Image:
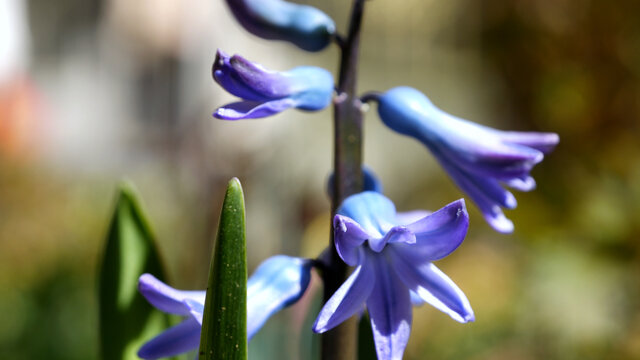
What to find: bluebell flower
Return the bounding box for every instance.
[313,192,474,360]
[213,50,334,120]
[137,255,313,359]
[225,0,336,51]
[376,86,559,233]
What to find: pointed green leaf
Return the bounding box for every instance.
[98,182,170,360]
[199,178,247,360]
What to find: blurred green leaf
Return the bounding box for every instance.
[98,182,170,360]
[199,178,247,360]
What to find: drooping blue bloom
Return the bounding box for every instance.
[213,50,334,120]
[225,0,336,51]
[137,255,313,359]
[376,86,559,233]
[313,192,474,360]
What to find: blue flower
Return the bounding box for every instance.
[225,0,336,51]
[313,192,474,360]
[137,255,312,359]
[213,50,334,120]
[377,86,559,233]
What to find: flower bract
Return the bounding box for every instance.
[313,192,474,360]
[377,86,559,233]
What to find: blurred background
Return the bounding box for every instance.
[1,0,639,359]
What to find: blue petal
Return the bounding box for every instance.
[498,131,559,154]
[246,255,313,339]
[389,251,474,324]
[184,298,204,324]
[409,290,425,306]
[334,215,370,266]
[138,274,206,316]
[137,317,201,359]
[213,50,295,101]
[337,192,397,238]
[437,158,514,233]
[366,252,412,360]
[503,175,536,192]
[375,226,415,251]
[395,210,431,225]
[285,66,334,111]
[313,252,375,333]
[214,98,297,120]
[401,199,469,261]
[432,119,544,180]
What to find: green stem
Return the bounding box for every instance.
[322,0,366,359]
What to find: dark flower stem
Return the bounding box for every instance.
[322,0,367,359]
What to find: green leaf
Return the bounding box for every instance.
[98,182,170,360]
[199,178,248,360]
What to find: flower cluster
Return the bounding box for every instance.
[137,1,559,359]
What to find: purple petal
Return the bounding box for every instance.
[503,175,536,192]
[395,210,431,226]
[442,141,544,180]
[334,215,370,266]
[401,199,469,261]
[430,117,545,180]
[374,226,415,252]
[336,192,397,237]
[184,298,204,324]
[213,50,292,101]
[137,317,201,359]
[246,256,312,339]
[313,253,375,333]
[410,290,425,306]
[437,157,514,233]
[366,254,412,360]
[499,131,559,154]
[138,274,206,316]
[213,98,297,120]
[390,252,474,323]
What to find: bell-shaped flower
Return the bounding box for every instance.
[213,50,334,120]
[376,86,559,233]
[137,255,313,359]
[313,192,474,360]
[225,0,336,51]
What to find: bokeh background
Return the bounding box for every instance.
[1,0,639,359]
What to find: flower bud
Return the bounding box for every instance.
[226,0,336,51]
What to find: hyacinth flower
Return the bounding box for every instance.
[313,192,474,360]
[212,50,334,120]
[137,255,313,359]
[376,86,559,233]
[225,0,336,51]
